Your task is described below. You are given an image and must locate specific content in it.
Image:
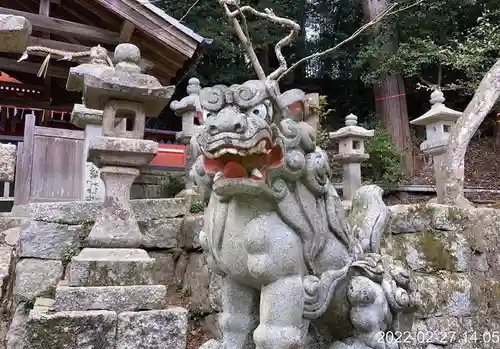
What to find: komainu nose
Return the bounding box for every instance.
[206,110,247,135]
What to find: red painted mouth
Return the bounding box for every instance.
[203,140,283,181]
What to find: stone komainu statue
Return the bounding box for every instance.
[190,79,414,349]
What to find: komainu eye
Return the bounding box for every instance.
[248,104,267,118]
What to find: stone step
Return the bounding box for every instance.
[16,301,188,349]
[69,248,155,287]
[54,282,167,312]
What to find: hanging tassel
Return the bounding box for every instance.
[37,54,51,78]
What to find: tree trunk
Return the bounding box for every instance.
[362,0,414,176]
[441,58,500,206]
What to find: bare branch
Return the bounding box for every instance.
[219,0,301,80]
[219,0,266,79]
[277,0,424,82]
[226,6,300,80]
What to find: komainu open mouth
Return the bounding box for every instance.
[203,139,283,181]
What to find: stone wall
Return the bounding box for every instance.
[388,204,500,349]
[0,198,221,347]
[1,201,500,348]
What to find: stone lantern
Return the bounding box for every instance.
[410,90,464,203]
[36,44,184,346]
[170,78,202,192]
[329,114,374,203]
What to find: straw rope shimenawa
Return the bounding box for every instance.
[18,45,114,78]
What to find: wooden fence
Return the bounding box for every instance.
[14,113,85,205]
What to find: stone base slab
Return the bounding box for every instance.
[27,303,117,349]
[88,136,158,167]
[116,308,188,349]
[18,299,188,349]
[54,282,167,312]
[69,248,154,287]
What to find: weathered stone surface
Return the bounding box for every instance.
[199,339,221,349]
[26,308,117,349]
[389,204,465,233]
[385,230,469,272]
[201,314,221,340]
[54,283,166,312]
[12,198,187,224]
[181,214,203,250]
[174,252,189,286]
[0,245,13,299]
[209,272,222,313]
[82,43,175,118]
[18,222,83,260]
[69,248,154,287]
[116,308,188,349]
[88,137,158,168]
[3,226,22,246]
[149,251,176,286]
[71,103,103,128]
[5,304,29,349]
[0,143,16,182]
[86,166,143,248]
[183,253,210,312]
[0,15,31,53]
[411,271,471,319]
[13,259,63,302]
[140,218,183,248]
[0,215,29,233]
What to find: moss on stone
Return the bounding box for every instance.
[418,231,457,271]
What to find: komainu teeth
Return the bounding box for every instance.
[227,148,239,154]
[214,172,224,181]
[251,168,263,179]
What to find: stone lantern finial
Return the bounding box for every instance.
[345,113,358,126]
[430,89,446,106]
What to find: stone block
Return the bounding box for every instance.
[181,214,203,250]
[54,282,166,312]
[149,251,176,286]
[69,248,154,287]
[140,218,183,248]
[0,215,29,234]
[386,230,469,273]
[183,253,210,312]
[411,271,471,319]
[0,143,16,182]
[12,198,187,224]
[13,259,63,302]
[5,304,29,349]
[116,308,188,349]
[3,226,22,246]
[26,308,117,349]
[19,222,83,260]
[0,245,13,299]
[0,15,31,53]
[389,204,469,234]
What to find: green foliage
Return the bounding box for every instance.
[356,0,500,95]
[189,200,205,213]
[361,121,407,188]
[312,95,335,149]
[165,173,185,198]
